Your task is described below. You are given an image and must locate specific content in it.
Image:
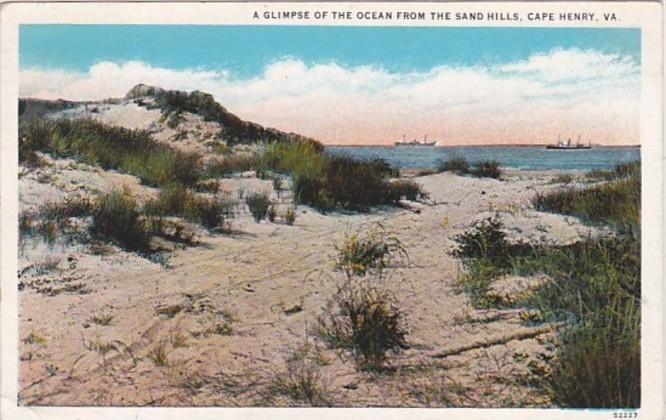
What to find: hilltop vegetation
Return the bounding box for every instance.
[126,84,322,148]
[20,84,428,214]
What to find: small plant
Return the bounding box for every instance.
[84,336,116,355]
[36,220,60,244]
[336,225,409,277]
[147,341,170,367]
[39,195,93,221]
[170,331,189,348]
[551,174,574,184]
[19,211,35,238]
[438,156,501,179]
[272,177,282,194]
[284,206,297,226]
[470,160,501,179]
[388,179,429,201]
[245,192,271,222]
[272,338,331,406]
[155,304,184,319]
[438,156,470,174]
[91,189,152,252]
[23,331,46,345]
[204,154,262,177]
[34,255,62,275]
[318,281,408,371]
[586,169,614,181]
[89,312,113,326]
[267,205,277,222]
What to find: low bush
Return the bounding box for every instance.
[438,156,501,179]
[437,156,469,174]
[204,154,262,177]
[267,205,277,222]
[470,160,501,179]
[336,226,409,277]
[245,192,271,222]
[453,217,532,270]
[388,179,429,201]
[39,195,93,221]
[143,185,231,229]
[265,143,422,212]
[272,339,331,406]
[551,174,574,184]
[284,206,297,225]
[90,189,151,252]
[318,282,408,371]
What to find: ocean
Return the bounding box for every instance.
[325,145,640,171]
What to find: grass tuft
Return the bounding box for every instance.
[90,189,152,252]
[318,281,408,371]
[438,156,501,179]
[336,225,409,277]
[245,192,271,222]
[272,338,332,406]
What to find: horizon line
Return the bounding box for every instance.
[327,143,642,148]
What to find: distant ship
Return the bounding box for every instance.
[395,135,437,147]
[546,134,591,150]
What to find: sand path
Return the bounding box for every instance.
[18,171,599,407]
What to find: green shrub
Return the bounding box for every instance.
[264,143,417,211]
[613,161,640,178]
[204,154,262,177]
[438,156,469,174]
[272,339,331,406]
[144,185,230,229]
[245,192,271,222]
[90,189,151,251]
[453,217,532,270]
[470,160,501,179]
[318,283,408,371]
[39,195,93,221]
[284,206,297,225]
[336,226,409,277]
[586,169,614,181]
[551,174,574,184]
[388,179,429,201]
[438,156,501,179]
[267,205,277,222]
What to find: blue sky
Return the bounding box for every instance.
[19,25,641,145]
[20,25,640,76]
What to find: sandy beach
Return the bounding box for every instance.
[18,158,608,407]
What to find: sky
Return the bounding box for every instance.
[19,25,641,146]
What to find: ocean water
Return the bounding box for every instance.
[325,145,640,171]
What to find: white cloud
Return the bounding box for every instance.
[20,48,640,145]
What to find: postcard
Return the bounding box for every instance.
[0,2,663,420]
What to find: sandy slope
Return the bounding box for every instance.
[17,166,607,407]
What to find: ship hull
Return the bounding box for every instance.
[545,145,591,150]
[395,142,437,146]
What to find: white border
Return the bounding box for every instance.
[0,2,662,419]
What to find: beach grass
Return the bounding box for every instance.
[533,161,640,230]
[20,119,202,187]
[264,142,423,211]
[437,156,501,179]
[453,162,641,407]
